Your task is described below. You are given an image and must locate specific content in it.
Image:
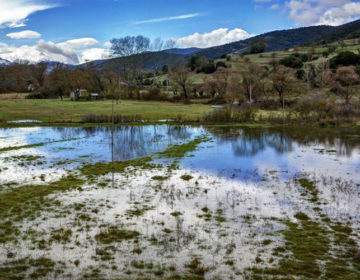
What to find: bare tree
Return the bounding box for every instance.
[164,39,176,50]
[110,35,151,57]
[31,62,48,89]
[325,66,360,105]
[102,70,126,103]
[212,68,232,100]
[152,37,164,51]
[270,65,300,117]
[169,67,192,100]
[239,62,266,107]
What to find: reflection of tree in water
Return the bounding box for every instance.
[51,126,98,140]
[278,127,360,157]
[205,126,360,158]
[206,127,293,157]
[51,125,194,161]
[111,125,192,160]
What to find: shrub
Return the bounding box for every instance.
[142,88,167,101]
[143,79,153,86]
[83,114,143,123]
[216,61,227,69]
[296,69,306,80]
[202,107,257,123]
[279,55,303,69]
[202,63,217,74]
[330,51,360,68]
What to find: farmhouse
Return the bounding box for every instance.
[70,89,88,101]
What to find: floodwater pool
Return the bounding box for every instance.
[0,125,359,279]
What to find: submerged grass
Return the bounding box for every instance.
[0,175,84,243]
[0,137,82,153]
[248,178,360,279]
[95,226,140,244]
[157,136,210,159]
[80,156,154,178]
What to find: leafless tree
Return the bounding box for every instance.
[169,67,192,100]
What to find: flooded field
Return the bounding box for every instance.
[0,125,359,279]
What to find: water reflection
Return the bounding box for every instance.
[0,125,199,163]
[181,126,360,182]
[0,125,359,184]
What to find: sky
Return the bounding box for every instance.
[0,0,360,64]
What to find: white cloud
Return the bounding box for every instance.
[318,2,360,26]
[177,28,255,48]
[0,0,55,28]
[80,48,112,63]
[103,41,112,48]
[58,38,99,49]
[133,13,200,25]
[6,30,41,39]
[270,4,280,10]
[285,0,360,26]
[0,37,106,64]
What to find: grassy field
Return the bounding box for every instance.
[0,99,214,123]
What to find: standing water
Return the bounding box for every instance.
[0,125,359,279]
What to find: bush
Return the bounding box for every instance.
[330,51,360,68]
[143,79,153,86]
[279,55,303,69]
[142,88,167,101]
[202,107,257,123]
[216,61,227,69]
[256,100,280,110]
[202,63,216,74]
[83,114,143,123]
[296,69,306,80]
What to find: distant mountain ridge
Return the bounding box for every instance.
[4,19,360,71]
[163,47,201,56]
[0,58,12,66]
[196,20,360,59]
[80,51,186,71]
[314,19,360,43]
[195,25,336,59]
[80,19,360,71]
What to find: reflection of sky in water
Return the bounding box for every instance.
[0,126,203,163]
[1,125,360,185]
[180,128,360,184]
[0,125,203,186]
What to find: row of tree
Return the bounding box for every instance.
[170,61,360,107]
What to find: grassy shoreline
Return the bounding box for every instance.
[1,99,359,128]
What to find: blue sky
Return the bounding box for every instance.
[1,0,360,64]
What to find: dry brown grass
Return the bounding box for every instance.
[0,93,29,100]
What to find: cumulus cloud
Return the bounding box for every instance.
[80,48,112,63]
[0,37,109,64]
[318,2,360,26]
[286,0,360,26]
[6,30,41,39]
[177,28,255,48]
[0,0,55,28]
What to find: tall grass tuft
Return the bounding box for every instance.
[83,114,145,124]
[202,107,257,123]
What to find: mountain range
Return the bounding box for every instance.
[0,58,12,66]
[87,19,360,71]
[3,19,360,71]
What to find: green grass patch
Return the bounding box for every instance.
[158,136,209,159]
[0,138,82,153]
[95,226,140,244]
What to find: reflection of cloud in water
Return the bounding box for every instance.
[0,125,201,186]
[182,126,360,184]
